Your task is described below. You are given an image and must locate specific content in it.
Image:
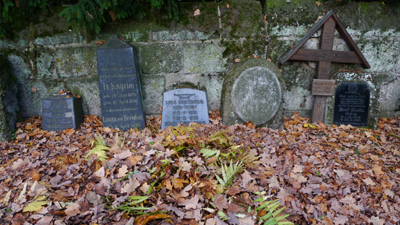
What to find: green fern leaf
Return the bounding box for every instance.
[200,148,220,158]
[86,145,110,161]
[215,160,243,189]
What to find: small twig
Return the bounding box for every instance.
[388,133,400,139]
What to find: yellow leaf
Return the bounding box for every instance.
[227,3,229,8]
[170,177,188,189]
[304,123,316,128]
[23,196,48,212]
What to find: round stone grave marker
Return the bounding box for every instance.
[231,66,282,125]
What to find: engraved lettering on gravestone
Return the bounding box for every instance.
[333,83,370,126]
[97,37,145,130]
[161,89,209,129]
[42,94,83,131]
[312,80,335,96]
[231,67,281,125]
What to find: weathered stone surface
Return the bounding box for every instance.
[152,30,217,42]
[67,79,101,116]
[140,43,182,74]
[42,94,83,131]
[161,88,209,129]
[0,55,19,141]
[183,43,226,73]
[34,33,85,46]
[222,59,286,129]
[232,67,281,125]
[199,74,223,111]
[283,86,313,114]
[378,78,400,118]
[37,52,55,78]
[54,47,97,78]
[141,76,165,116]
[97,37,146,130]
[360,40,400,73]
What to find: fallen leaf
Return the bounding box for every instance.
[372,164,385,177]
[23,196,48,212]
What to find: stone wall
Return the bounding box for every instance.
[0,0,399,135]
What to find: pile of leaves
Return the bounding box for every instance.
[0,111,399,225]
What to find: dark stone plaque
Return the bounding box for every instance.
[161,88,209,129]
[42,94,83,131]
[334,82,370,126]
[97,37,145,130]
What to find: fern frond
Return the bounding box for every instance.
[239,149,260,169]
[200,148,220,158]
[215,160,243,189]
[86,133,109,161]
[255,198,293,225]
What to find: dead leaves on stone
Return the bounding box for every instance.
[0,112,399,224]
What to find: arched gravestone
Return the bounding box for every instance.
[333,82,370,126]
[161,88,209,129]
[221,59,286,129]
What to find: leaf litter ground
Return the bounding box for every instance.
[0,111,399,225]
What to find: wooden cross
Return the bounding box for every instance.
[280,11,370,123]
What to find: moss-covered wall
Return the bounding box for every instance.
[0,0,398,132]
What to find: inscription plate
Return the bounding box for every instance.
[161,88,209,129]
[232,67,281,125]
[97,37,145,130]
[334,82,370,126]
[42,94,83,131]
[312,79,335,96]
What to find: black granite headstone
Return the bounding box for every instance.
[161,88,209,129]
[42,94,83,131]
[97,37,145,130]
[333,82,370,126]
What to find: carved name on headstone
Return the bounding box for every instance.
[334,82,370,126]
[97,37,145,130]
[161,88,209,129]
[42,94,83,131]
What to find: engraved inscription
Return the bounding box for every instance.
[334,83,370,126]
[312,80,335,96]
[42,99,74,131]
[97,38,145,129]
[161,89,209,129]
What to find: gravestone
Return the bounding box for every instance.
[161,88,209,129]
[42,94,83,131]
[97,37,145,130]
[232,67,282,125]
[333,82,370,126]
[221,59,285,129]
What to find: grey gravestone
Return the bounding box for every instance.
[221,59,285,129]
[231,67,282,125]
[334,82,370,126]
[42,94,83,131]
[161,88,209,129]
[97,37,145,130]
